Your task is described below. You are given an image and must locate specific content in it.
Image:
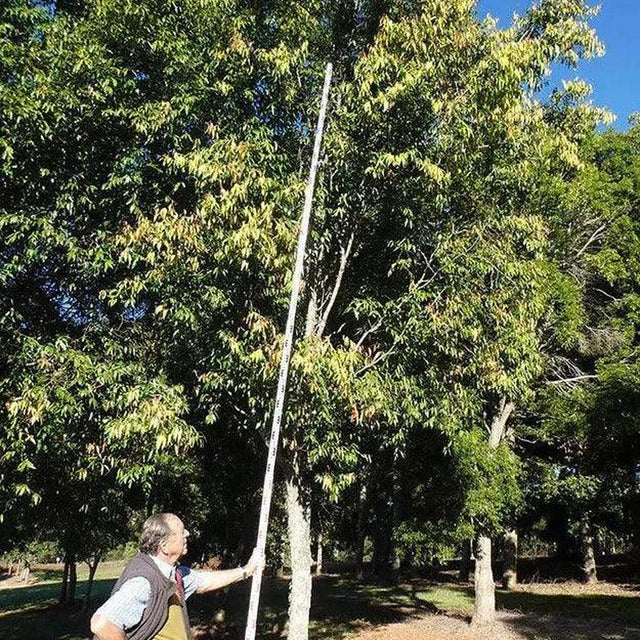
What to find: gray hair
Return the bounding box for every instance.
[139,513,176,554]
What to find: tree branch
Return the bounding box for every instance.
[317,233,354,337]
[575,223,607,259]
[547,375,598,385]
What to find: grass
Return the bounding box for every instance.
[1,564,640,640]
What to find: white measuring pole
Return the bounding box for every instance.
[244,62,333,640]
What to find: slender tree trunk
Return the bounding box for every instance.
[286,479,312,640]
[390,454,401,580]
[83,554,101,611]
[472,397,514,626]
[355,482,367,579]
[472,536,495,626]
[459,539,472,583]
[581,517,598,584]
[60,555,70,603]
[315,532,323,576]
[502,530,518,590]
[68,555,77,602]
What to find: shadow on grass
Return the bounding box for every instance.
[3,572,640,640]
[0,577,117,640]
[497,588,640,623]
[188,576,439,640]
[496,588,640,639]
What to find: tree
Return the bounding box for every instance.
[517,122,640,582]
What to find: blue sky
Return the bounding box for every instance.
[476,0,640,129]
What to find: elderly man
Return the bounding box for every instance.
[91,513,261,640]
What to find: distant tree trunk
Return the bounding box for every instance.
[581,517,598,584]
[68,555,77,602]
[472,397,514,626]
[390,453,402,580]
[315,532,323,575]
[286,479,312,640]
[60,555,70,602]
[472,536,495,626]
[21,561,30,583]
[355,483,367,580]
[459,538,472,583]
[83,554,101,611]
[502,530,518,590]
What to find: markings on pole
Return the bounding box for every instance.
[244,62,333,640]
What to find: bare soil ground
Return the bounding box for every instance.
[349,610,638,640]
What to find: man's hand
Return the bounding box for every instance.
[243,547,265,578]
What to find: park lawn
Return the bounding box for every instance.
[1,568,640,640]
[414,582,640,626]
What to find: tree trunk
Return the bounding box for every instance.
[68,555,77,602]
[60,555,70,603]
[83,554,101,611]
[355,482,367,580]
[390,455,401,580]
[581,517,598,584]
[472,536,495,626]
[286,479,312,640]
[315,532,323,576]
[459,538,472,583]
[472,398,514,626]
[502,530,518,590]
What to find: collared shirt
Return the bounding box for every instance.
[94,555,203,631]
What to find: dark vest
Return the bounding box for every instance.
[110,552,192,640]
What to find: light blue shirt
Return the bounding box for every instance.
[95,555,203,630]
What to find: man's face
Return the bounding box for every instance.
[162,516,190,560]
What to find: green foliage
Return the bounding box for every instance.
[1,0,633,601]
[394,521,459,568]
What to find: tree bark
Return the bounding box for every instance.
[355,482,367,580]
[68,555,77,602]
[390,454,401,580]
[83,554,101,611]
[581,517,598,584]
[502,530,518,590]
[315,532,323,576]
[472,536,495,626]
[286,479,312,640]
[60,555,70,603]
[459,539,472,583]
[472,397,514,626]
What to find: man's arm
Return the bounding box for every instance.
[90,615,127,640]
[195,549,264,594]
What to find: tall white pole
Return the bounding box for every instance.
[244,62,333,640]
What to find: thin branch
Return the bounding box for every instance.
[356,320,383,348]
[593,288,621,302]
[575,223,607,259]
[355,340,399,376]
[317,232,354,337]
[547,375,598,385]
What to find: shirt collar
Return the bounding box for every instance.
[150,554,175,578]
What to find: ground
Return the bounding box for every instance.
[349,610,639,640]
[1,560,640,640]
